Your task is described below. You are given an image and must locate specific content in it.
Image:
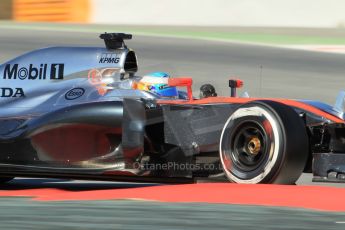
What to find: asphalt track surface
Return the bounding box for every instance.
[1,28,345,229]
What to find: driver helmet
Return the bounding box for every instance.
[137,72,178,97]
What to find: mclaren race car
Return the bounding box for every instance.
[0,33,344,185]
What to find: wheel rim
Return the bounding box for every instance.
[230,122,268,172]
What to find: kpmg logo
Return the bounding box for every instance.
[99,53,120,64]
[3,63,64,80]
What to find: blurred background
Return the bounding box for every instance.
[0,0,345,103]
[0,0,345,27]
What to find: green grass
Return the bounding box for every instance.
[1,21,345,45]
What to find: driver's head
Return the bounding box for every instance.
[138,72,178,97]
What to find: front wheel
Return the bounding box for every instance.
[219,100,309,184]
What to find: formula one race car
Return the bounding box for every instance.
[0,33,344,185]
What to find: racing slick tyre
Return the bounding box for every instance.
[0,176,14,184]
[219,100,308,184]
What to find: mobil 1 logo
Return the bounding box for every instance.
[3,63,64,80]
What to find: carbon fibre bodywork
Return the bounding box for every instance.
[0,33,344,183]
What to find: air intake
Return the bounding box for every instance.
[100,33,132,49]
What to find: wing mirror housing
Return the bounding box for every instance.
[229,79,243,97]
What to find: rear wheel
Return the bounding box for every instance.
[219,100,308,184]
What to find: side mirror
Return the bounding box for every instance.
[229,79,243,97]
